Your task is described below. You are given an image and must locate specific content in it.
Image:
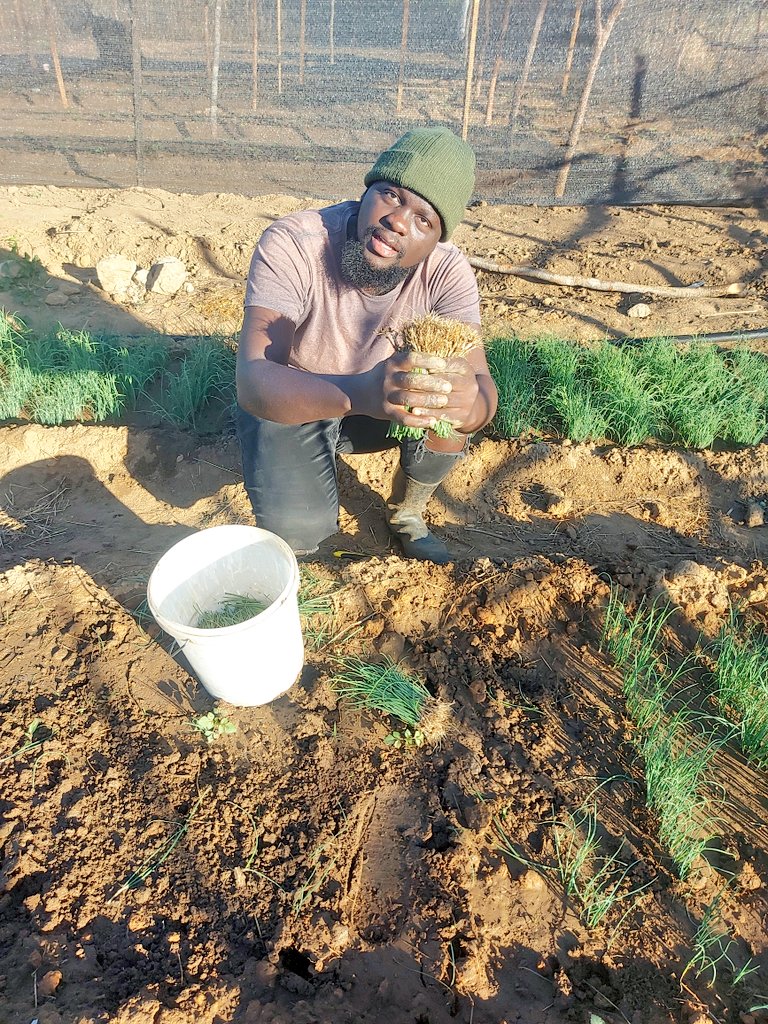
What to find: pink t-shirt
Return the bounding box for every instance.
[244,201,481,376]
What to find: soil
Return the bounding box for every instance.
[2,188,768,1024]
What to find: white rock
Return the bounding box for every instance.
[147,256,187,295]
[96,255,137,297]
[627,302,651,319]
[183,281,195,294]
[44,291,69,306]
[133,268,149,287]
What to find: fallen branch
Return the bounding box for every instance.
[467,257,748,298]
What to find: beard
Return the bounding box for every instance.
[339,227,411,295]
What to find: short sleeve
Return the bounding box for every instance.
[244,222,313,325]
[426,247,481,327]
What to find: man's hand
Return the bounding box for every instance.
[427,356,480,431]
[355,350,452,430]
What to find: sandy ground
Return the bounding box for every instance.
[1,188,768,1024]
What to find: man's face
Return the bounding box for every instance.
[357,181,443,270]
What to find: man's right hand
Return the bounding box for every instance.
[353,350,452,429]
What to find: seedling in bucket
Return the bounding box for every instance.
[383,312,482,440]
[195,593,269,629]
[332,656,453,747]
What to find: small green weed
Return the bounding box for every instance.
[191,709,237,743]
[384,727,425,749]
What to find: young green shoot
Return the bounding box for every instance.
[552,809,652,930]
[1,718,50,762]
[191,708,237,743]
[109,790,207,902]
[682,891,758,989]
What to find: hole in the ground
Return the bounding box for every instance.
[279,946,312,980]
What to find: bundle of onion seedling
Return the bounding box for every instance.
[386,312,481,440]
[196,593,269,629]
[332,656,453,747]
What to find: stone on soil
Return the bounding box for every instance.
[96,254,138,297]
[627,302,651,318]
[147,256,187,294]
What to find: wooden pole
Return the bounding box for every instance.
[554,0,626,198]
[329,0,335,65]
[275,0,282,94]
[484,0,513,126]
[510,0,548,129]
[298,0,306,85]
[460,0,481,140]
[396,0,410,115]
[44,0,69,109]
[210,0,222,137]
[12,0,38,69]
[561,0,582,96]
[130,0,144,186]
[473,0,491,100]
[251,0,259,109]
[204,0,212,84]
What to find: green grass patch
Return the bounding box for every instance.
[709,608,768,767]
[487,335,768,449]
[0,310,235,429]
[601,588,726,878]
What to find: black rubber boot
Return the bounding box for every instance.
[386,467,452,564]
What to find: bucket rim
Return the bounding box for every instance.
[147,524,300,639]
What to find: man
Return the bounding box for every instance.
[236,126,498,563]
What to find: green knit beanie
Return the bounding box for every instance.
[364,126,476,241]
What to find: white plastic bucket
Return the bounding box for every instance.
[147,525,303,706]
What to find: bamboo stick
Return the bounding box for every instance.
[44,0,68,109]
[396,0,410,114]
[251,0,259,109]
[210,0,222,137]
[484,0,513,126]
[467,257,748,298]
[276,0,282,95]
[510,0,548,129]
[460,0,481,141]
[298,0,306,85]
[561,0,582,97]
[329,0,335,65]
[554,0,626,198]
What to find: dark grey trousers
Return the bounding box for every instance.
[236,407,463,552]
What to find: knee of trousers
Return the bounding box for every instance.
[242,486,338,553]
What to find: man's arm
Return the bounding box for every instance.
[236,305,458,429]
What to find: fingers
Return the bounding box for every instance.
[393,370,452,394]
[391,351,448,373]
